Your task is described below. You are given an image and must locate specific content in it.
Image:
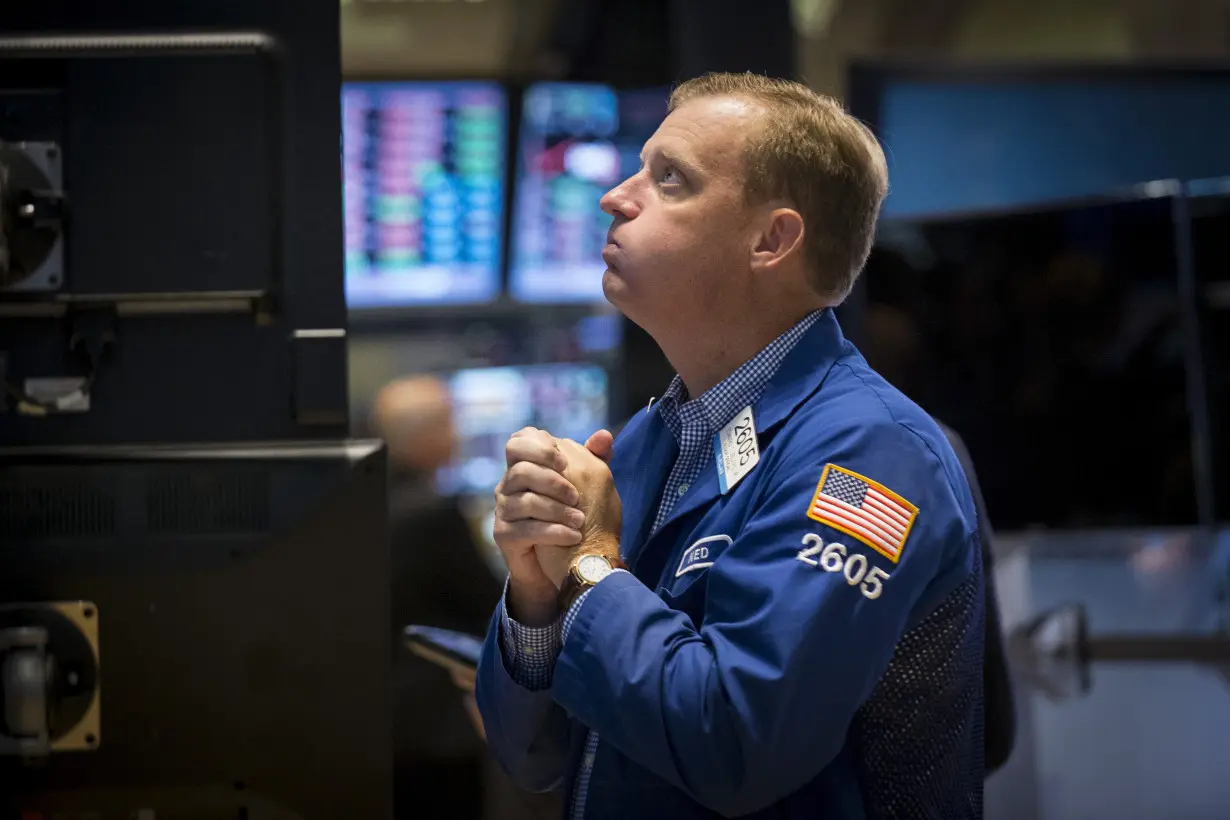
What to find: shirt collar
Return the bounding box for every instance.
[656,310,824,445]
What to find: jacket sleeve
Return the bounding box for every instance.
[550,420,978,816]
[475,598,573,793]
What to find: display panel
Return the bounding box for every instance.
[342,81,505,308]
[862,192,1197,529]
[437,363,610,496]
[1188,179,1230,522]
[509,83,669,303]
[848,65,1230,218]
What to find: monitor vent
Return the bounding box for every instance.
[146,470,270,535]
[0,480,118,539]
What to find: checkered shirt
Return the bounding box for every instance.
[500,310,823,818]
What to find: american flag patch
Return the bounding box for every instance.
[807,464,918,563]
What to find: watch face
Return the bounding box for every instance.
[576,554,614,584]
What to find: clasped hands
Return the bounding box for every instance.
[493,426,622,624]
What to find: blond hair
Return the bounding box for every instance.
[669,73,888,302]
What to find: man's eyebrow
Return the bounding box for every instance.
[639,146,702,175]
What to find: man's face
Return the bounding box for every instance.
[599,95,761,331]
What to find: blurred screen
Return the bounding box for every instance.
[437,363,610,497]
[347,308,623,434]
[509,83,669,303]
[343,81,505,308]
[1189,181,1230,522]
[873,76,1230,218]
[862,194,1197,529]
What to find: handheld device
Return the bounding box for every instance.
[404,624,485,674]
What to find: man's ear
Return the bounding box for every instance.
[750,208,805,274]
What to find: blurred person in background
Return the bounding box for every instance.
[478,73,985,819]
[373,376,503,820]
[375,376,561,820]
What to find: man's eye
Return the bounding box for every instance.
[660,166,681,185]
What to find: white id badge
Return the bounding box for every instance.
[714,405,760,494]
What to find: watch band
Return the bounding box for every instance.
[558,554,627,612]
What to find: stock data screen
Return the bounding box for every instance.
[343,81,505,309]
[437,363,610,496]
[509,84,668,303]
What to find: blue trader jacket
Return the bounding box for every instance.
[476,310,985,819]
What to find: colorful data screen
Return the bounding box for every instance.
[509,84,669,303]
[437,363,610,497]
[342,81,505,308]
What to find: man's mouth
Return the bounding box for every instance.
[601,244,620,268]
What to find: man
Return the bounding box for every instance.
[476,73,985,819]
[373,376,503,820]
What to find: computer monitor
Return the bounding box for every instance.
[508,83,668,303]
[438,362,611,497]
[1187,178,1230,522]
[343,81,506,309]
[0,441,392,819]
[347,306,623,427]
[1,2,351,447]
[847,63,1230,219]
[1,4,392,817]
[862,187,1198,529]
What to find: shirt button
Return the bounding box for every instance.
[677,483,689,496]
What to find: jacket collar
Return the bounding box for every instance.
[610,308,849,566]
[753,307,848,435]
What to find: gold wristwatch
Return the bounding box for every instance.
[558,553,627,611]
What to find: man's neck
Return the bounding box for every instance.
[667,307,819,398]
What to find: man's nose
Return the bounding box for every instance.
[600,181,638,219]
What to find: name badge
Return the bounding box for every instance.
[714,405,760,494]
[676,534,730,577]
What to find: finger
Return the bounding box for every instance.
[502,491,586,529]
[506,428,568,471]
[584,429,615,463]
[501,461,580,505]
[493,518,583,549]
[556,437,590,463]
[558,437,606,474]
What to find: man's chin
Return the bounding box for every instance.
[600,267,626,304]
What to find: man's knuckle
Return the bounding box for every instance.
[495,525,523,546]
